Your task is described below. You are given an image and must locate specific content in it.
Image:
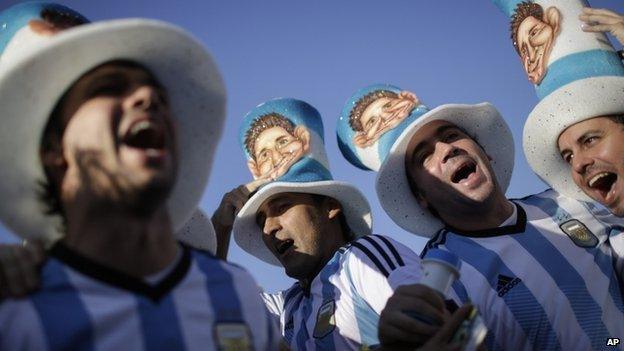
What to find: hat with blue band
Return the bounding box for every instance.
[233,98,372,266]
[338,84,514,236]
[0,2,225,245]
[492,0,624,200]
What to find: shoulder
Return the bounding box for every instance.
[345,234,418,277]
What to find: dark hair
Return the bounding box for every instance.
[609,115,624,125]
[244,113,295,157]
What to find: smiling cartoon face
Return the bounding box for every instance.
[349,90,418,148]
[511,1,561,84]
[245,113,310,180]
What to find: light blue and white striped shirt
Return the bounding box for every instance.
[0,244,280,351]
[425,189,624,351]
[262,234,425,351]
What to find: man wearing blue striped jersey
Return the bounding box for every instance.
[0,3,278,350]
[211,97,455,350]
[373,102,624,350]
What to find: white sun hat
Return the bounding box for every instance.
[492,0,624,200]
[0,2,226,245]
[176,209,217,254]
[337,84,514,236]
[233,98,372,266]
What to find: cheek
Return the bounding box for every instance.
[257,160,273,173]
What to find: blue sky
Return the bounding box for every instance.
[1,0,623,292]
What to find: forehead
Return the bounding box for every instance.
[362,97,392,115]
[410,120,459,143]
[255,126,293,143]
[257,192,314,212]
[518,16,541,34]
[558,116,619,146]
[72,61,160,89]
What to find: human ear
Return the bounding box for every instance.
[545,7,561,33]
[325,198,343,220]
[294,126,311,152]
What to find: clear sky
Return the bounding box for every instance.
[1,0,623,293]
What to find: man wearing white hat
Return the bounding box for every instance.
[506,1,624,222]
[0,2,278,350]
[337,83,624,350]
[212,97,464,350]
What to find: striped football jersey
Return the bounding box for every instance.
[424,189,624,351]
[262,234,424,350]
[0,244,280,351]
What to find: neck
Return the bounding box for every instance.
[298,224,347,290]
[62,204,178,278]
[440,191,514,233]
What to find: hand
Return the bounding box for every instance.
[416,304,475,351]
[378,284,447,349]
[211,179,269,229]
[212,179,268,260]
[0,241,45,299]
[580,7,624,45]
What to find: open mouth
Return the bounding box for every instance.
[587,172,617,197]
[276,239,294,255]
[451,161,477,184]
[121,119,166,152]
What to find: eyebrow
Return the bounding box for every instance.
[411,125,456,164]
[576,129,601,144]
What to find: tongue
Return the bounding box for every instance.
[453,164,475,183]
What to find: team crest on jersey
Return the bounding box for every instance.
[560,219,598,248]
[214,322,252,351]
[313,299,336,338]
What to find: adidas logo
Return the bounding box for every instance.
[496,274,521,297]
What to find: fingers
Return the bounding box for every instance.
[380,310,440,345]
[427,304,473,345]
[581,23,617,33]
[579,14,621,25]
[394,284,446,313]
[242,178,270,195]
[582,7,622,20]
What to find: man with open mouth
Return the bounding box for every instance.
[212,97,470,350]
[0,2,279,350]
[337,83,624,350]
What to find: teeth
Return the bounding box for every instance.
[588,172,610,188]
[130,120,152,135]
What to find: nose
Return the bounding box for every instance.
[437,142,460,163]
[123,86,163,112]
[263,215,281,238]
[571,151,593,175]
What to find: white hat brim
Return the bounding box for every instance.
[232,180,372,266]
[175,209,217,254]
[0,19,225,244]
[376,103,514,237]
[523,76,624,201]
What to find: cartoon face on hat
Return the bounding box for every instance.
[240,98,329,183]
[510,1,561,84]
[0,2,88,64]
[243,112,311,181]
[349,90,419,148]
[337,84,429,172]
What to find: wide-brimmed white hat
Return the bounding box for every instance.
[176,209,217,254]
[233,98,372,266]
[0,3,225,244]
[337,84,513,236]
[491,0,624,200]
